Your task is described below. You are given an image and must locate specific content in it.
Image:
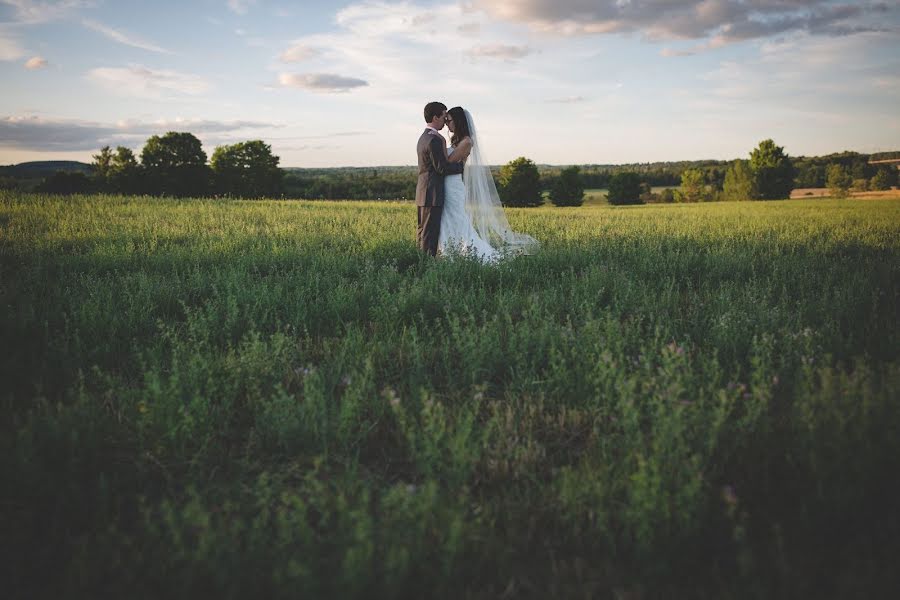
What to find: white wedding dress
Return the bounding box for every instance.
[438,146,500,262]
[435,110,539,261]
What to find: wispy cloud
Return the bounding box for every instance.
[0,26,26,60]
[81,18,171,54]
[0,0,92,24]
[465,44,532,61]
[24,55,46,69]
[277,72,369,93]
[226,0,256,15]
[87,65,211,98]
[279,42,320,63]
[0,114,279,151]
[546,95,587,104]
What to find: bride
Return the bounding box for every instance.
[438,106,539,261]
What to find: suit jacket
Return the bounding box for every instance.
[415,129,464,207]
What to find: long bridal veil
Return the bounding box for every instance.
[462,109,540,256]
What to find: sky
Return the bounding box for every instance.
[1,0,899,167]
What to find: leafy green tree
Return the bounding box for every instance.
[498,157,543,207]
[606,172,644,205]
[722,159,755,201]
[749,139,794,199]
[110,147,141,194]
[211,140,284,198]
[92,146,114,185]
[679,168,707,203]
[140,132,210,197]
[826,163,852,198]
[549,165,584,207]
[870,168,896,191]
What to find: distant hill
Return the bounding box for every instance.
[0,161,93,178]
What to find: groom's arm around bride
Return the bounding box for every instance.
[416,101,464,256]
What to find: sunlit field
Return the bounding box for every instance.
[2,191,898,598]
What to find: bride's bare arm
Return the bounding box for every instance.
[448,137,472,163]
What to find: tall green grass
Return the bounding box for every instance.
[2,191,899,598]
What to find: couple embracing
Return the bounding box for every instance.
[415,102,539,262]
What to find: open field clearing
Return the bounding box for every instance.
[2,192,899,598]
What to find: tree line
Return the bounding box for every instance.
[29,132,283,199]
[5,132,896,205]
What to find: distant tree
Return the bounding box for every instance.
[549,165,584,207]
[679,168,707,202]
[749,139,794,199]
[870,168,896,191]
[92,146,114,184]
[140,132,210,197]
[826,163,852,198]
[92,145,140,193]
[722,159,755,201]
[210,140,283,198]
[606,172,644,205]
[36,171,93,195]
[498,157,543,207]
[109,147,141,194]
[657,188,676,203]
[0,176,20,191]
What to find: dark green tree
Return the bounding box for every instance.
[498,157,543,207]
[722,159,755,201]
[210,140,283,198]
[92,146,114,185]
[749,139,794,199]
[549,165,584,207]
[110,147,141,194]
[36,171,93,195]
[606,172,644,205]
[140,132,210,197]
[826,163,852,198]
[870,168,896,191]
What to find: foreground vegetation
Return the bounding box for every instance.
[2,192,899,598]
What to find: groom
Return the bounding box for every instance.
[415,101,464,256]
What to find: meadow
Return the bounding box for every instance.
[2,191,899,598]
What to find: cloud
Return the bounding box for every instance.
[0,27,26,60]
[457,22,481,35]
[277,72,369,93]
[87,65,211,98]
[473,0,898,47]
[0,114,279,151]
[227,0,256,15]
[279,43,320,63]
[81,18,171,54]
[0,0,93,24]
[24,55,46,69]
[546,95,587,104]
[465,44,532,61]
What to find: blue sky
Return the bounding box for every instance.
[1,0,898,167]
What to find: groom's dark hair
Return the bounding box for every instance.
[424,101,447,123]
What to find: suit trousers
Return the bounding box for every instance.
[417,205,442,256]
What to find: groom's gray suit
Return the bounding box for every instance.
[415,128,464,256]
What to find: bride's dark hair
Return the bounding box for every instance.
[448,106,470,147]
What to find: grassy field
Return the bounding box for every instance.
[2,192,899,598]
